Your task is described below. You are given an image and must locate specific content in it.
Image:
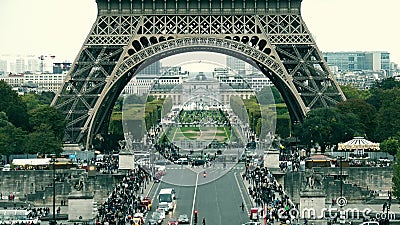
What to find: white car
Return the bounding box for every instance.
[178,214,189,224]
[360,222,379,225]
[174,158,188,165]
[2,164,10,171]
[136,158,150,166]
[157,203,169,215]
[152,211,164,224]
[242,222,261,225]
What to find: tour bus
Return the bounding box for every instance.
[158,188,176,211]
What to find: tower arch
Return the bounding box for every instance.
[51,0,346,149]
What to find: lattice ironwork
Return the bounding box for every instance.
[52,0,346,148]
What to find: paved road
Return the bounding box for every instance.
[146,164,253,225]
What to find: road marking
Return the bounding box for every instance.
[150,180,162,205]
[190,172,200,225]
[234,172,249,215]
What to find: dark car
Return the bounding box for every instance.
[154,159,172,165]
[193,159,206,166]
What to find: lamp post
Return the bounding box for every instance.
[50,158,57,225]
[383,191,392,225]
[339,156,343,199]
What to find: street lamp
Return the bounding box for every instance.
[50,158,57,225]
[382,191,392,225]
[339,156,343,199]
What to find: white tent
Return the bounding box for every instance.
[338,137,380,155]
[12,158,50,166]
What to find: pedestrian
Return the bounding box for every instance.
[202,217,206,225]
[240,202,244,211]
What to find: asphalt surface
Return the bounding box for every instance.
[145,163,253,225]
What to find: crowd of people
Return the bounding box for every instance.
[243,164,298,225]
[278,151,304,172]
[92,154,119,174]
[95,167,151,225]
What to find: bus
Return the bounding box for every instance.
[0,209,41,224]
[158,188,176,211]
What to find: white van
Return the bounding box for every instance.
[158,188,176,211]
[174,158,188,165]
[2,164,11,171]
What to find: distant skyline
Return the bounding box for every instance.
[0,0,399,66]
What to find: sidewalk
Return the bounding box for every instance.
[41,172,156,225]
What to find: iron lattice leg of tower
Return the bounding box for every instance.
[51,0,346,149]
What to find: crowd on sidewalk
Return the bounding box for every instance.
[92,154,119,174]
[243,164,298,225]
[95,167,151,225]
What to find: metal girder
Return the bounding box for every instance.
[51,0,346,148]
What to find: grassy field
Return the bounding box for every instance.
[166,126,231,142]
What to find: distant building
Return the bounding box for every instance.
[140,61,161,75]
[226,56,246,76]
[245,73,273,92]
[0,73,66,94]
[150,71,256,106]
[27,58,40,73]
[335,71,381,90]
[15,58,25,74]
[323,51,391,76]
[0,60,7,75]
[123,65,189,95]
[53,62,72,74]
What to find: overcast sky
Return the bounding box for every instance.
[0,0,399,65]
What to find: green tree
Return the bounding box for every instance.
[373,88,400,142]
[295,107,360,153]
[393,149,400,199]
[29,105,65,140]
[340,85,370,100]
[0,81,29,129]
[367,78,400,110]
[25,124,63,155]
[0,112,12,128]
[21,94,43,112]
[37,91,55,105]
[0,125,27,163]
[380,137,400,159]
[257,86,284,104]
[336,98,377,140]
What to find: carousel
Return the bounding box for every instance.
[337,137,380,163]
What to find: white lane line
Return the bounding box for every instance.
[234,171,250,215]
[190,172,200,225]
[150,181,162,204]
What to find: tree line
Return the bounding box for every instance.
[0,81,65,163]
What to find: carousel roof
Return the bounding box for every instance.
[306,154,334,162]
[337,136,380,151]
